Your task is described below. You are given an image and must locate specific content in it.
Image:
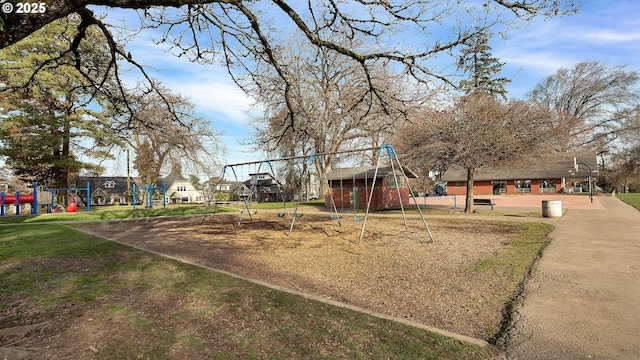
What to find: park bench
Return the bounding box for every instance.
[473,198,495,210]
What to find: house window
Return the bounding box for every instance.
[540,180,556,193]
[103,180,116,189]
[492,181,507,195]
[329,180,346,190]
[263,186,271,193]
[177,185,187,192]
[386,173,405,189]
[515,180,531,193]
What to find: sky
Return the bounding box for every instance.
[96,1,640,179]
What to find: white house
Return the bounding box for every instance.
[157,175,205,204]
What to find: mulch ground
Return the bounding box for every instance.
[73,212,524,340]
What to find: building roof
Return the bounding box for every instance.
[156,174,189,188]
[77,176,136,195]
[326,164,418,181]
[441,152,598,182]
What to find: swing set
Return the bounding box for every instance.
[201,145,434,243]
[201,159,289,228]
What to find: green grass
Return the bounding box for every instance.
[471,221,553,340]
[0,202,330,224]
[0,204,229,224]
[617,193,640,211]
[0,224,495,359]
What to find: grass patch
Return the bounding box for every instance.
[0,202,328,224]
[617,193,640,211]
[1,224,496,359]
[475,222,554,342]
[0,204,233,224]
[474,222,553,275]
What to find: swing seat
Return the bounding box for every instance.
[276,212,286,218]
[294,213,303,219]
[330,214,340,220]
[353,216,361,222]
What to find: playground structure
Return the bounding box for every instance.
[131,183,167,210]
[1,182,48,216]
[0,182,90,216]
[202,159,288,228]
[0,178,172,216]
[201,145,434,244]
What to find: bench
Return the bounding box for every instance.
[473,198,495,210]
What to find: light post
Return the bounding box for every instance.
[573,159,593,203]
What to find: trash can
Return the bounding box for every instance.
[542,200,562,218]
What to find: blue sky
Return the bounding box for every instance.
[97,1,640,178]
[496,1,640,98]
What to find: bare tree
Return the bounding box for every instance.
[394,94,553,213]
[608,145,640,193]
[249,31,411,198]
[528,61,639,153]
[605,105,640,192]
[1,1,579,135]
[122,88,223,185]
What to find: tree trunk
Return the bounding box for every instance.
[464,167,475,213]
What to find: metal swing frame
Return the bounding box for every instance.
[358,145,434,244]
[201,160,289,228]
[200,145,433,244]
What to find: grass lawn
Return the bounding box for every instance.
[616,193,640,211]
[0,204,213,224]
[0,223,497,359]
[0,200,464,225]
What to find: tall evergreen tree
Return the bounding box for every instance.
[457,30,510,100]
[0,14,118,188]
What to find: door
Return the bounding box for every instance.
[351,183,360,210]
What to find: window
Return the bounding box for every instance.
[386,173,405,189]
[515,180,531,193]
[177,185,187,192]
[329,180,346,190]
[103,180,116,189]
[492,181,507,195]
[540,180,556,193]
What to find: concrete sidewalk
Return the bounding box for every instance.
[417,193,604,212]
[501,196,640,359]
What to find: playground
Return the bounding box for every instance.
[73,212,544,340]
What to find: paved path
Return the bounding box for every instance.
[502,196,640,359]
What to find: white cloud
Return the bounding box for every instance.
[491,1,640,98]
[586,29,640,43]
[99,8,255,128]
[161,72,255,126]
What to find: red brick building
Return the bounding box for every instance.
[441,152,598,196]
[326,165,417,211]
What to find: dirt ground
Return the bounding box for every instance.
[71,212,527,340]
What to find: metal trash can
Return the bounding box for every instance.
[542,200,562,218]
